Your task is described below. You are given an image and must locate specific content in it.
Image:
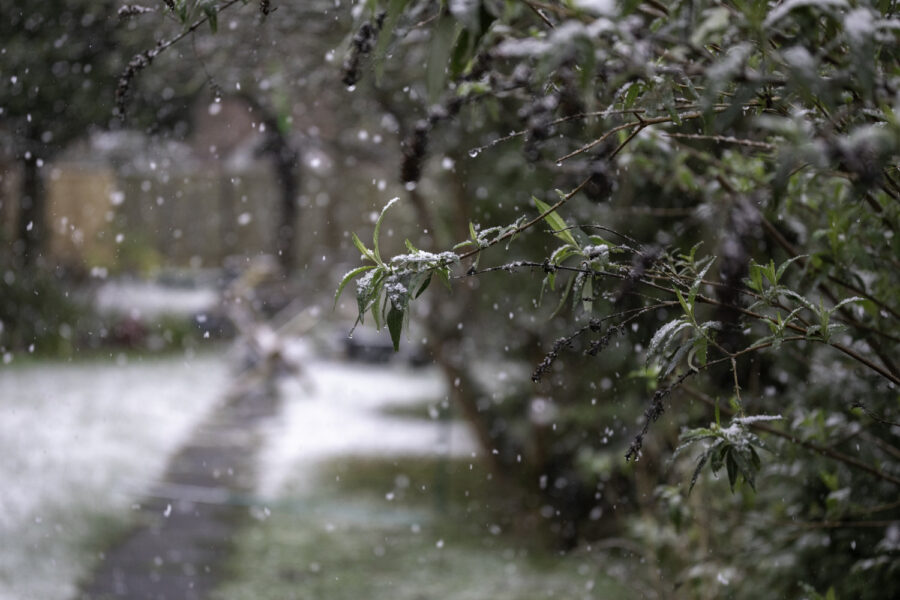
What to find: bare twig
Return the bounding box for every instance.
[852,401,900,428]
[465,108,648,158]
[116,0,245,118]
[458,176,593,261]
[556,110,724,164]
[664,132,775,150]
[519,0,555,28]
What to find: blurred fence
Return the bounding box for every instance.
[45,159,283,272]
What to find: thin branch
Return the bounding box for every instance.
[786,520,898,529]
[758,215,900,322]
[116,0,245,118]
[465,108,648,158]
[664,132,775,150]
[458,176,593,261]
[551,223,641,247]
[556,110,716,164]
[520,0,555,28]
[608,124,646,160]
[852,401,900,428]
[626,369,698,460]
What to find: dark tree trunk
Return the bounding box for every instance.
[237,93,301,276]
[272,142,298,274]
[18,153,43,267]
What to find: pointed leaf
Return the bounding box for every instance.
[415,273,433,298]
[335,265,377,307]
[533,197,578,248]
[689,257,715,306]
[352,232,377,263]
[689,451,711,495]
[726,450,738,490]
[675,289,691,318]
[387,304,404,351]
[202,1,218,33]
[373,0,410,81]
[582,276,593,314]
[775,254,807,283]
[373,197,399,264]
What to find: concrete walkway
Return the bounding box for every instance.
[78,382,281,600]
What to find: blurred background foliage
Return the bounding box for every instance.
[330,1,900,597]
[1,0,898,598]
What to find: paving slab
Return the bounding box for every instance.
[77,385,281,600]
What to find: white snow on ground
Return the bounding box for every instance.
[0,353,228,600]
[256,346,479,497]
[94,279,219,318]
[0,339,478,600]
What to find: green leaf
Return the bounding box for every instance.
[373,197,398,264]
[415,273,433,298]
[732,447,757,491]
[764,259,777,285]
[647,318,691,364]
[550,273,576,319]
[582,276,593,314]
[427,16,460,103]
[449,28,473,79]
[202,1,218,33]
[831,296,865,312]
[175,0,188,23]
[335,265,377,307]
[435,267,453,291]
[710,444,726,473]
[373,0,410,82]
[689,451,711,495]
[452,239,477,251]
[352,232,377,263]
[372,291,385,330]
[692,336,708,366]
[387,304,404,351]
[689,257,715,307]
[726,450,738,490]
[623,81,642,108]
[448,0,481,31]
[550,243,579,266]
[356,267,385,325]
[533,197,578,248]
[775,254,807,284]
[675,289,691,319]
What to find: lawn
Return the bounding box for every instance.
[0,352,227,600]
[213,455,636,600]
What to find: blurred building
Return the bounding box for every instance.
[32,97,287,274]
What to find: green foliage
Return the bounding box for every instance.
[336,198,459,350]
[328,0,900,595]
[136,0,900,596]
[169,0,220,31]
[676,415,778,494]
[0,267,88,356]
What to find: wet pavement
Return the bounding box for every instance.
[78,383,281,600]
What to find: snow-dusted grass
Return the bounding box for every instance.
[221,358,634,599]
[0,352,228,600]
[214,456,636,600]
[256,356,478,497]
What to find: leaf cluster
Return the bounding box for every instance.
[335,198,458,350]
